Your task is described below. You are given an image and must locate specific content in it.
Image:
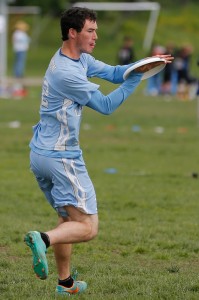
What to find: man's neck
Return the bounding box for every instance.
[61,42,80,60]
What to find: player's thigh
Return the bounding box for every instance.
[57,209,98,232]
[65,205,98,235]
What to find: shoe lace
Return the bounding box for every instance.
[71,268,78,281]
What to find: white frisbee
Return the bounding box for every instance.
[123,57,166,80]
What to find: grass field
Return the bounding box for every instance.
[1,81,199,299]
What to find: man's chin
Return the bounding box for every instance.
[82,48,94,54]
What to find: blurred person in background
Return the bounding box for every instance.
[175,44,195,84]
[174,44,197,100]
[146,44,166,96]
[12,20,30,97]
[117,36,135,65]
[161,42,178,95]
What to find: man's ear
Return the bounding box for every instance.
[68,28,77,39]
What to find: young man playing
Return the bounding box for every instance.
[24,7,173,296]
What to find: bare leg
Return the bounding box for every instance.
[53,216,72,280]
[48,206,98,280]
[46,206,98,245]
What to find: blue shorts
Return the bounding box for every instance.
[30,150,97,217]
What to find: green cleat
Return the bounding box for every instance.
[55,280,87,296]
[24,231,48,280]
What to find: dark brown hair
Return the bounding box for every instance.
[60,7,97,41]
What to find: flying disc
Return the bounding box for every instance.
[123,57,166,80]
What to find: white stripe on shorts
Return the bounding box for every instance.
[62,158,87,213]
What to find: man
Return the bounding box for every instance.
[24,7,173,296]
[12,20,30,97]
[118,36,135,65]
[12,20,30,78]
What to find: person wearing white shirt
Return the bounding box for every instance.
[12,21,30,78]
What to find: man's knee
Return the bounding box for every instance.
[83,221,98,242]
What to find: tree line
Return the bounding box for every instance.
[10,0,198,16]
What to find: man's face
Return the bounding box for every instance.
[76,19,98,54]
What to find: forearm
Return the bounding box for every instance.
[95,64,134,84]
[86,73,142,115]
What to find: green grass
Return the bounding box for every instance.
[1,82,199,299]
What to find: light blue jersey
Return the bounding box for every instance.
[30,49,142,158]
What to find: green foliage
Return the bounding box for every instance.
[158,5,199,37]
[10,0,71,15]
[10,0,199,16]
[7,2,199,77]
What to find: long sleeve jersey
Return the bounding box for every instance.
[30,49,142,158]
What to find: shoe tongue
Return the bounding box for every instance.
[72,269,78,281]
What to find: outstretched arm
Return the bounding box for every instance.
[86,73,142,115]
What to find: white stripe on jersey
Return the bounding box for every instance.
[54,99,72,150]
